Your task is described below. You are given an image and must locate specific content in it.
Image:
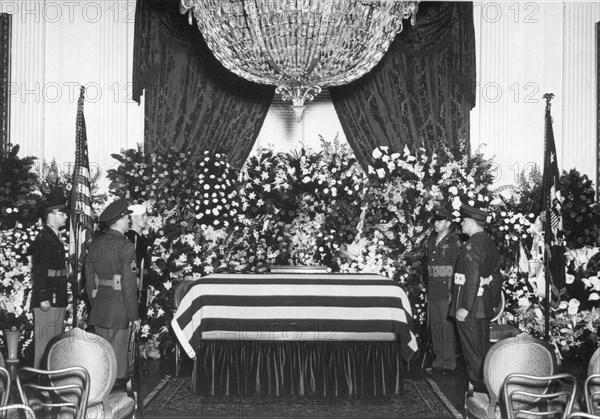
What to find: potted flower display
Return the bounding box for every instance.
[0,309,30,361]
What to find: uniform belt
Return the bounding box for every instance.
[454,273,493,296]
[96,274,122,290]
[48,269,67,277]
[429,265,453,277]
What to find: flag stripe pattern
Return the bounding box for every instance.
[69,86,93,281]
[541,99,565,302]
[171,273,418,362]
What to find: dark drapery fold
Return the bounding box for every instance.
[192,340,403,397]
[132,0,275,168]
[329,2,476,170]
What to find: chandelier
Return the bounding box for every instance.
[180,0,419,122]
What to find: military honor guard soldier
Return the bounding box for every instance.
[125,204,151,319]
[449,203,503,391]
[85,198,141,382]
[29,199,70,368]
[425,207,461,375]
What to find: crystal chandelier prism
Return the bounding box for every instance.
[181,0,418,122]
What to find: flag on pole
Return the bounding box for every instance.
[541,93,565,305]
[69,86,93,318]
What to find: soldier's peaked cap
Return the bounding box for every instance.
[460,203,489,222]
[42,199,69,215]
[432,207,453,221]
[99,198,132,224]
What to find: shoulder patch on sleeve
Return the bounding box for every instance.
[131,260,138,273]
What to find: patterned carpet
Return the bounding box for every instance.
[143,375,462,418]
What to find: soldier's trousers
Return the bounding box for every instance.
[429,299,456,370]
[456,318,490,383]
[33,307,65,369]
[94,325,133,379]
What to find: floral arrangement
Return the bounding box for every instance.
[5,135,600,364]
[560,169,599,248]
[0,225,39,357]
[0,144,42,229]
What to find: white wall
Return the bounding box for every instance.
[471,1,599,188]
[3,0,143,187]
[253,89,346,153]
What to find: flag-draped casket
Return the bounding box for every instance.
[172,273,418,396]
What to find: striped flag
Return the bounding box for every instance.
[541,93,565,304]
[69,86,93,302]
[172,273,419,362]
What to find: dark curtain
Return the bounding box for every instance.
[329,2,476,170]
[132,0,275,168]
[192,340,403,397]
[0,13,10,153]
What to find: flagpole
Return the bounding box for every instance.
[70,85,92,331]
[543,93,554,342]
[73,214,80,327]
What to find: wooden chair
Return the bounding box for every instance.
[46,327,136,418]
[0,404,36,419]
[503,372,577,418]
[585,347,600,415]
[16,366,90,419]
[0,367,10,407]
[464,334,557,419]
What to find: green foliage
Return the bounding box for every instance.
[0,144,41,228]
[560,169,599,248]
[517,164,543,215]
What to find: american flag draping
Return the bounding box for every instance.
[69,86,93,323]
[541,93,565,306]
[172,273,419,361]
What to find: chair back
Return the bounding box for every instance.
[490,291,505,323]
[566,413,600,418]
[484,334,557,405]
[173,279,197,309]
[586,348,600,415]
[0,404,36,419]
[46,327,117,406]
[503,372,577,418]
[489,292,520,343]
[16,366,90,419]
[0,367,9,407]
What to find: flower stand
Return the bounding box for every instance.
[4,330,19,361]
[3,330,19,381]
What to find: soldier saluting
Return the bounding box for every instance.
[449,203,503,392]
[85,198,141,384]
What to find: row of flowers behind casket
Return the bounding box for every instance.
[2,138,600,360]
[108,138,500,355]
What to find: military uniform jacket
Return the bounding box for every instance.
[85,229,140,328]
[125,230,151,276]
[30,225,68,309]
[426,232,461,301]
[449,231,502,319]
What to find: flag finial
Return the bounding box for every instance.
[543,93,555,110]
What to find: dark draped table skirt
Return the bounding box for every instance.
[191,340,403,397]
